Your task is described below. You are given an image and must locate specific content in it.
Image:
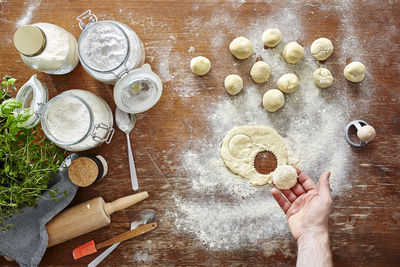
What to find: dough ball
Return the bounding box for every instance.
[224,74,243,95]
[282,42,304,64]
[229,37,254,59]
[262,29,282,47]
[344,61,366,82]
[310,38,334,60]
[277,73,299,93]
[273,165,298,190]
[262,89,284,112]
[313,68,334,88]
[190,56,211,75]
[357,125,376,142]
[250,61,271,83]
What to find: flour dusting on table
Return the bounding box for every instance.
[16,0,41,28]
[167,1,374,252]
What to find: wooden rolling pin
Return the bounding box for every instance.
[46,191,149,247]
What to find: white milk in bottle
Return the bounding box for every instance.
[13,23,79,75]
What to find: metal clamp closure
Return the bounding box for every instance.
[33,102,46,118]
[77,10,98,30]
[90,123,115,144]
[28,102,46,124]
[113,61,130,80]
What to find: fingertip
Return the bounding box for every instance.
[271,188,281,203]
[320,171,330,181]
[271,188,280,196]
[319,171,332,196]
[292,166,301,175]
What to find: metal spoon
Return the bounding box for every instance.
[115,107,138,191]
[88,209,156,267]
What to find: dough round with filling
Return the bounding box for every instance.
[262,29,282,47]
[190,56,211,75]
[344,61,366,82]
[273,165,298,190]
[282,42,304,64]
[277,73,299,93]
[263,89,284,112]
[313,68,334,88]
[224,74,243,95]
[250,61,271,83]
[229,37,254,59]
[220,126,288,185]
[310,38,333,60]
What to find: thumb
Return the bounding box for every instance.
[318,171,331,199]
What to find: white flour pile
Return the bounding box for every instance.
[167,2,374,252]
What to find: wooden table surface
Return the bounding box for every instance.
[1,0,400,266]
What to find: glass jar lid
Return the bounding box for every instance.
[40,94,93,146]
[14,25,46,56]
[114,64,163,114]
[15,74,48,128]
[78,21,130,72]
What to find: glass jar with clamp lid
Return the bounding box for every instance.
[15,75,115,152]
[77,10,163,114]
[76,10,146,84]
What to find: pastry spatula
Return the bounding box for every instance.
[72,222,157,260]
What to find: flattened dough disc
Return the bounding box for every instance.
[220,126,288,185]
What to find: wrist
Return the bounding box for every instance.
[297,226,329,245]
[296,227,332,267]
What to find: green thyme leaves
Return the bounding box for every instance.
[0,75,65,231]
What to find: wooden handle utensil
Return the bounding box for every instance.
[72,222,157,260]
[46,191,149,247]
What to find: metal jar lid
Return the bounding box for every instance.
[114,64,163,114]
[14,25,47,56]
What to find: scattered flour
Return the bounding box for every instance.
[131,240,155,263]
[16,0,41,28]
[231,0,247,9]
[169,1,374,252]
[157,43,174,82]
[133,250,154,264]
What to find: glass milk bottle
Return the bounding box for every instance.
[13,23,79,74]
[76,10,145,84]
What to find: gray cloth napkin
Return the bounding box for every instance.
[0,154,78,267]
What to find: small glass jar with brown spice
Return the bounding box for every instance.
[67,155,108,187]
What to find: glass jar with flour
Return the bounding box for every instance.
[76,10,163,114]
[76,10,145,84]
[16,75,114,152]
[13,23,79,74]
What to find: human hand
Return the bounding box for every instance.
[271,168,332,241]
